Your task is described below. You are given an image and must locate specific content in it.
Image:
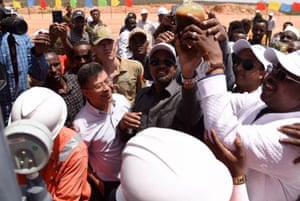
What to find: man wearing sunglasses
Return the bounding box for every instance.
[178,15,300,200]
[231,39,270,93]
[69,42,93,75]
[119,42,203,139]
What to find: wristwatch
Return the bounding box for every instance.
[232,175,247,185]
[181,75,198,89]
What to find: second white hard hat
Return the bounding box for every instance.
[116,127,233,201]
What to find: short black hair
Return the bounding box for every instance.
[90,8,100,15]
[77,62,105,88]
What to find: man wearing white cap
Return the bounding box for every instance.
[280,25,299,44]
[178,16,300,201]
[231,39,270,93]
[153,7,169,29]
[266,12,276,46]
[119,42,203,139]
[137,8,155,47]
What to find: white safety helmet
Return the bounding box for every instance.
[116,127,233,201]
[10,87,67,139]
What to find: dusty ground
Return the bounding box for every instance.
[16,3,300,38]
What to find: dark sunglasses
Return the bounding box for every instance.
[149,58,175,67]
[49,62,60,67]
[232,54,254,71]
[267,65,300,85]
[74,53,92,61]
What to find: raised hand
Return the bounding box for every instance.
[204,129,245,177]
[278,123,300,164]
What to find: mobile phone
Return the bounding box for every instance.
[52,10,63,23]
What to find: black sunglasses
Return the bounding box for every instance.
[74,53,92,61]
[149,58,175,67]
[232,54,254,71]
[267,65,300,85]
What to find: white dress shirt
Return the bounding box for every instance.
[198,74,300,201]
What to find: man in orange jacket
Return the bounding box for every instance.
[13,87,91,201]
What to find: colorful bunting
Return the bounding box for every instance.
[125,0,133,7]
[55,0,62,8]
[13,0,21,8]
[256,1,267,11]
[27,0,34,7]
[280,3,292,13]
[85,0,93,8]
[111,0,120,7]
[70,0,77,8]
[40,0,47,9]
[292,2,300,12]
[268,1,281,11]
[98,0,107,6]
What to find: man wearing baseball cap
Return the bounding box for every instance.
[137,8,155,47]
[119,42,203,139]
[178,14,300,200]
[67,10,90,45]
[153,7,169,29]
[91,26,145,103]
[231,39,270,93]
[128,28,150,79]
[266,12,276,46]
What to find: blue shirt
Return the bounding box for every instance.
[0,32,49,124]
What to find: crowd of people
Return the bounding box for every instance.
[1,2,300,201]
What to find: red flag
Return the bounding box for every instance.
[292,2,300,12]
[40,0,47,9]
[125,0,132,7]
[256,2,267,11]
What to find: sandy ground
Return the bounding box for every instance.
[16,3,300,39]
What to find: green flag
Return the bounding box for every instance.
[70,0,77,7]
[98,0,107,6]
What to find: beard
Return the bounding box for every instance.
[156,75,173,85]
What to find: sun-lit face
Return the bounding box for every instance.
[82,71,113,110]
[92,39,115,62]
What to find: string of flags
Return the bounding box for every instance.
[12,0,133,9]
[256,0,300,13]
[11,0,300,13]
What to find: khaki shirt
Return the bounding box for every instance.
[112,57,145,103]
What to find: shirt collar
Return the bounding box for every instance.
[149,79,179,96]
[86,97,116,115]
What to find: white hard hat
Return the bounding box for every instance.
[10,87,67,139]
[116,127,233,201]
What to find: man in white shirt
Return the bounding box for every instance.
[73,62,132,200]
[137,8,155,46]
[178,15,300,201]
[266,12,276,46]
[117,16,136,59]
